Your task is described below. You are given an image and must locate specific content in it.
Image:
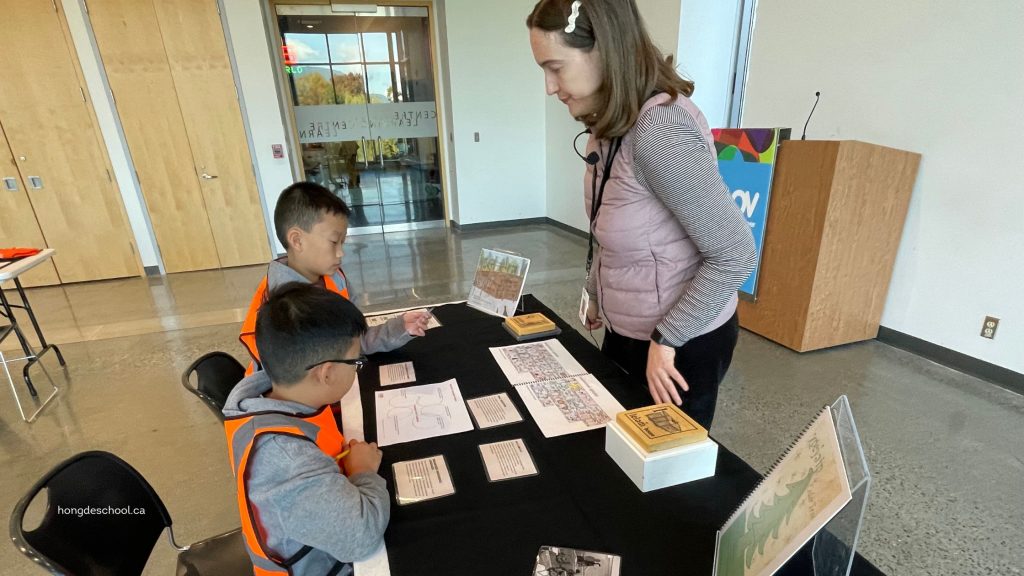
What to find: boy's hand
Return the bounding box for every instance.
[342,440,382,476]
[402,311,431,337]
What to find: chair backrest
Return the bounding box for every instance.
[9,451,174,576]
[181,352,245,421]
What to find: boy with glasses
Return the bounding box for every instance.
[224,282,388,575]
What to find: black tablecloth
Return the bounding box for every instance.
[358,295,882,576]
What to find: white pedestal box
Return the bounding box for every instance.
[604,420,718,492]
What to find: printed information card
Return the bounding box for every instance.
[393,455,455,505]
[479,439,538,482]
[380,361,416,386]
[466,393,523,428]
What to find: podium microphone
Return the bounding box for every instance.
[800,91,821,141]
[574,129,600,165]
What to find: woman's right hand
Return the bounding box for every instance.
[585,299,603,330]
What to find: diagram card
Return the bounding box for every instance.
[380,361,416,387]
[375,379,473,447]
[393,455,455,505]
[467,393,523,429]
[479,439,538,482]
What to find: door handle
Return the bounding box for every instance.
[28,176,43,189]
[360,138,370,168]
[201,173,218,180]
[2,177,17,192]
[377,137,385,168]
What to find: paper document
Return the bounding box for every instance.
[375,379,473,447]
[467,393,523,428]
[380,362,416,386]
[490,341,622,438]
[489,339,586,385]
[393,455,455,505]
[479,439,538,482]
[366,308,441,329]
[514,374,624,438]
[339,376,364,441]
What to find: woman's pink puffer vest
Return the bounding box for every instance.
[584,93,736,341]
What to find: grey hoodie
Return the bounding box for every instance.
[266,258,412,355]
[223,370,390,574]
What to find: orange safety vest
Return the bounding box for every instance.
[224,405,347,575]
[240,270,351,375]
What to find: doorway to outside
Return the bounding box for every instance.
[276,4,446,235]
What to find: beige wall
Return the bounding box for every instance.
[638,0,682,56]
[743,0,1023,372]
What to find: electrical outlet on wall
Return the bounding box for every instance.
[980,316,999,339]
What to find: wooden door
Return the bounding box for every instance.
[0,128,59,287]
[153,0,271,267]
[87,0,222,273]
[0,0,141,283]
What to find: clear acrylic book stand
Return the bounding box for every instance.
[811,395,872,576]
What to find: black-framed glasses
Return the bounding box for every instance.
[305,355,368,372]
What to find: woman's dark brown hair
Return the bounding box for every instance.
[527,0,694,139]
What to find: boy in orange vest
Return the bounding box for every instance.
[240,182,430,373]
[224,282,388,575]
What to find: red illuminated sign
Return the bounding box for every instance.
[281,45,296,66]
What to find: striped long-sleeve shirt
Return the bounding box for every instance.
[629,103,757,347]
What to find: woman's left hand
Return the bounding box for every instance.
[646,341,689,405]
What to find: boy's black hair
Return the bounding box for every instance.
[274,182,351,248]
[255,282,367,386]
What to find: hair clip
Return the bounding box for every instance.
[564,0,583,34]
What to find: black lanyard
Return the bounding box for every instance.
[586,137,622,274]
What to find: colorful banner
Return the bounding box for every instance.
[712,128,785,299]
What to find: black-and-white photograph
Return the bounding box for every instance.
[533,546,621,576]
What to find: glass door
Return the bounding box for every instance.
[277,5,445,235]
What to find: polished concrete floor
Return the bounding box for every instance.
[1,224,1021,576]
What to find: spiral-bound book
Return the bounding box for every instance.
[489,340,624,437]
[713,406,852,576]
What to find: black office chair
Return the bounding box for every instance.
[9,451,251,576]
[181,352,245,421]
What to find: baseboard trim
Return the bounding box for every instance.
[877,326,1023,396]
[543,217,588,239]
[451,217,548,232]
[449,217,588,239]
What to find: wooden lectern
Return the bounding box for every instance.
[738,140,921,352]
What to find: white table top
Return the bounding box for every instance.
[0,249,56,282]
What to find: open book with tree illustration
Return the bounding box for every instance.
[714,407,852,576]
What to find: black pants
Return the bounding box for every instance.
[602,313,739,430]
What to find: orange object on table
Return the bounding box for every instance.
[0,247,41,259]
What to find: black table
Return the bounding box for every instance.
[359,295,882,576]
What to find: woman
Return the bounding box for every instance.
[527,0,757,429]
